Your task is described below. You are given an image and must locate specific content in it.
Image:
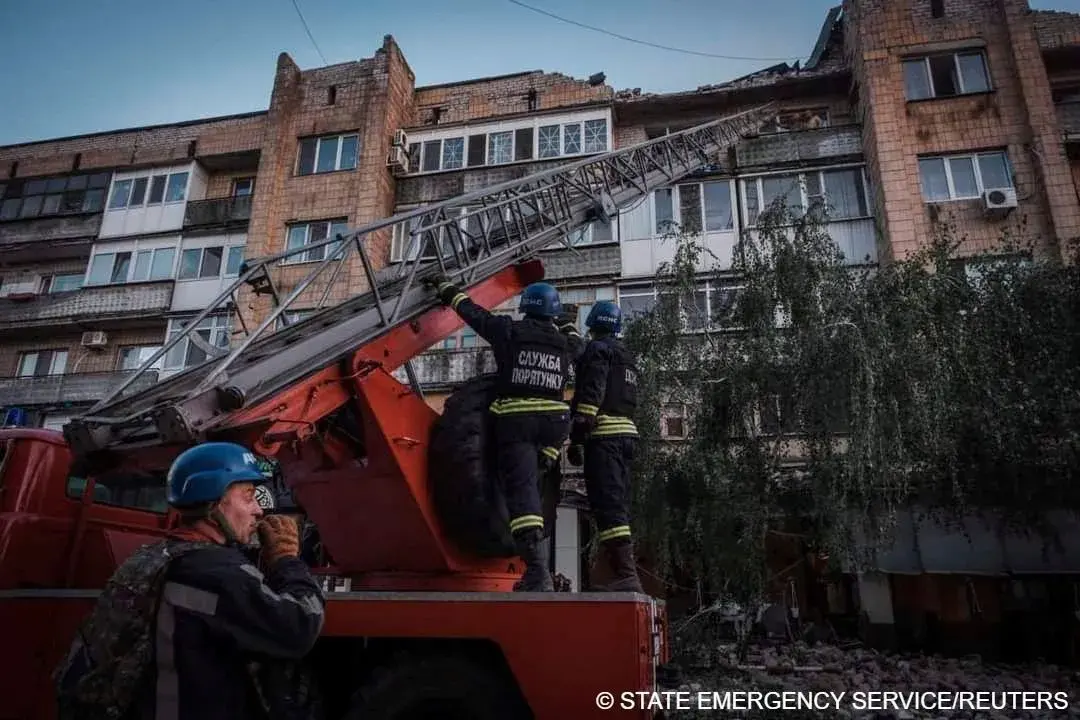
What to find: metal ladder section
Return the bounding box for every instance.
[65,103,775,454]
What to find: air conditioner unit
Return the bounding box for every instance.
[983,187,1017,216]
[80,331,108,349]
[392,129,409,148]
[385,145,409,174]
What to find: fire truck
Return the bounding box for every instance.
[0,104,772,720]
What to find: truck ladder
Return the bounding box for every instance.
[64,104,774,456]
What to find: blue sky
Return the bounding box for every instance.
[1,0,1077,146]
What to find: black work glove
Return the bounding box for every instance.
[570,413,596,445]
[424,274,463,306]
[566,444,584,467]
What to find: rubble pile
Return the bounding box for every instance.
[675,641,1080,719]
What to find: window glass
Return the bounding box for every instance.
[165,173,188,202]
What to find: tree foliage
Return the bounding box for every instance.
[622,197,1080,606]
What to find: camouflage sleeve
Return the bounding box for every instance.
[165,547,325,659]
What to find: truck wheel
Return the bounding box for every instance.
[346,654,525,720]
[428,374,515,557]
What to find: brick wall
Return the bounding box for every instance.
[411,70,612,127]
[844,0,1080,260]
[0,114,266,179]
[0,327,165,377]
[239,36,417,328]
[205,172,256,199]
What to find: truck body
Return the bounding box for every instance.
[0,104,773,720]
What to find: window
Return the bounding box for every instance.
[617,280,744,331]
[0,172,109,221]
[284,219,349,264]
[742,167,869,225]
[433,327,480,350]
[405,115,610,174]
[65,471,168,513]
[232,177,255,196]
[118,345,163,371]
[296,133,360,175]
[165,315,232,370]
[87,246,176,285]
[902,50,991,100]
[40,273,84,293]
[108,170,189,210]
[917,150,1012,202]
[661,405,689,439]
[17,349,68,377]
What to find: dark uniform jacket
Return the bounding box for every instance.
[571,334,640,439]
[133,530,326,720]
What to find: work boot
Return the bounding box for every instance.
[512,528,554,592]
[595,537,644,593]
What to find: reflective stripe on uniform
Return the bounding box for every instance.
[450,292,469,310]
[489,397,569,415]
[597,524,631,542]
[591,414,638,437]
[509,514,545,532]
[540,446,560,461]
[576,403,599,417]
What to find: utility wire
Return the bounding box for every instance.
[289,0,329,66]
[506,0,798,63]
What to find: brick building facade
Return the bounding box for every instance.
[1,0,1079,612]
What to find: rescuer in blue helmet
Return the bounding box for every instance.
[426,275,584,592]
[567,300,645,593]
[55,442,325,720]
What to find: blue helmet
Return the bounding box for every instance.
[586,301,622,334]
[518,282,561,319]
[166,442,269,508]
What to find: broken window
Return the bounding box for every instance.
[902,50,990,100]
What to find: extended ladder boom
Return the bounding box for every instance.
[64,104,774,457]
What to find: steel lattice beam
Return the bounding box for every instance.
[65,103,774,455]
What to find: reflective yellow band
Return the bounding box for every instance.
[598,525,631,542]
[592,414,638,437]
[450,293,468,310]
[576,403,599,417]
[489,398,569,415]
[540,446,560,461]
[510,515,545,533]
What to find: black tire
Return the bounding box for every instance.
[428,374,562,558]
[345,653,526,720]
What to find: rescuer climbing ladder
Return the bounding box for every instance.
[64,103,775,456]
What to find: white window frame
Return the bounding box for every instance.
[85,241,179,286]
[902,49,992,101]
[176,244,245,281]
[117,344,164,371]
[164,314,232,371]
[648,179,739,236]
[17,348,68,377]
[916,150,1014,202]
[296,133,360,176]
[739,164,871,227]
[616,279,746,333]
[404,109,612,174]
[107,169,190,210]
[40,273,85,293]
[282,219,349,265]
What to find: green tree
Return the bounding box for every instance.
[622,196,1080,610]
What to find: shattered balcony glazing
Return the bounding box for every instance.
[0,370,161,407]
[736,124,863,169]
[0,280,174,330]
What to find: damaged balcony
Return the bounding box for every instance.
[0,369,160,407]
[735,124,863,169]
[183,194,252,229]
[1057,101,1080,139]
[0,213,102,263]
[392,348,497,390]
[0,280,174,331]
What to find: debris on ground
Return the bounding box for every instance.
[671,640,1080,719]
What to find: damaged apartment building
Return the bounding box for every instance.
[2,0,1080,658]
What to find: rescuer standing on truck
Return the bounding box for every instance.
[54,442,326,720]
[427,275,582,592]
[566,301,645,593]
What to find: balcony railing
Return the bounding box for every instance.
[735,124,863,168]
[1057,101,1080,137]
[0,213,102,249]
[0,370,160,407]
[183,194,252,228]
[393,348,497,388]
[0,280,173,330]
